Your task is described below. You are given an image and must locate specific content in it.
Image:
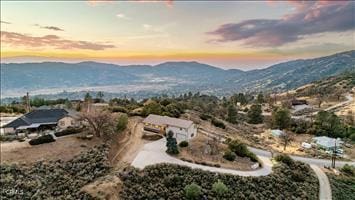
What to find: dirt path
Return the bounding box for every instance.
[110,117,146,169]
[310,165,332,200]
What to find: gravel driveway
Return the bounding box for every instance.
[131,138,273,176]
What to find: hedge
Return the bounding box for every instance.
[55,127,83,137]
[29,134,55,145]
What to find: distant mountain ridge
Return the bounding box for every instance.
[1,50,354,99]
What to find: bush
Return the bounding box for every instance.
[0,134,18,142]
[200,113,211,120]
[184,183,201,200]
[29,134,55,145]
[212,179,228,196]
[55,127,83,137]
[109,106,128,113]
[228,140,258,162]
[179,141,189,148]
[211,118,225,129]
[0,144,110,199]
[350,133,355,142]
[341,164,355,176]
[120,162,319,200]
[223,150,236,161]
[275,154,294,166]
[116,114,128,132]
[328,173,355,200]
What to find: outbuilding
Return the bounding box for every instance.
[313,136,343,151]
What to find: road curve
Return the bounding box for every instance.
[132,138,273,176]
[248,146,355,167]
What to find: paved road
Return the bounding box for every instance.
[248,146,355,167]
[310,165,332,200]
[132,138,273,176]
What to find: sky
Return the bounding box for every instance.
[1,0,354,69]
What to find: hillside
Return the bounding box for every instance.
[1,50,354,99]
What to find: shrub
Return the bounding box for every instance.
[350,133,355,142]
[120,162,319,200]
[328,173,355,200]
[212,179,229,196]
[0,144,110,199]
[228,140,258,162]
[116,114,128,132]
[213,164,221,168]
[109,106,128,113]
[341,164,355,176]
[275,154,294,166]
[0,134,18,142]
[211,118,225,129]
[184,183,201,200]
[200,113,211,121]
[223,150,236,161]
[179,141,189,148]
[54,127,83,137]
[29,135,55,145]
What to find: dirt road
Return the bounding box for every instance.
[110,117,146,169]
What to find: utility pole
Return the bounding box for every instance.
[331,139,337,168]
[25,92,30,113]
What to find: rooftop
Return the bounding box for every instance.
[313,136,343,148]
[143,114,193,129]
[3,108,71,129]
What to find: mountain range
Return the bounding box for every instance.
[1,50,354,100]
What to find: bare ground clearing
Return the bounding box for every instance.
[1,135,102,164]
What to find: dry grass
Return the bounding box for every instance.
[0,135,102,164]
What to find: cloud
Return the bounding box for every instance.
[1,31,115,50]
[1,20,11,24]
[34,24,64,31]
[208,1,354,47]
[87,0,173,7]
[143,24,153,30]
[116,13,130,20]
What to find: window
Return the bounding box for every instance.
[180,128,182,131]
[59,121,65,126]
[191,133,194,137]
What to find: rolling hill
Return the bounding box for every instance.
[1,50,354,99]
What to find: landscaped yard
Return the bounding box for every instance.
[178,134,257,170]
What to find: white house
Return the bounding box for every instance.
[143,114,197,142]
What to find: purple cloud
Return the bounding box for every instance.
[1,31,115,50]
[208,1,354,47]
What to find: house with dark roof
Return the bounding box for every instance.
[2,108,79,134]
